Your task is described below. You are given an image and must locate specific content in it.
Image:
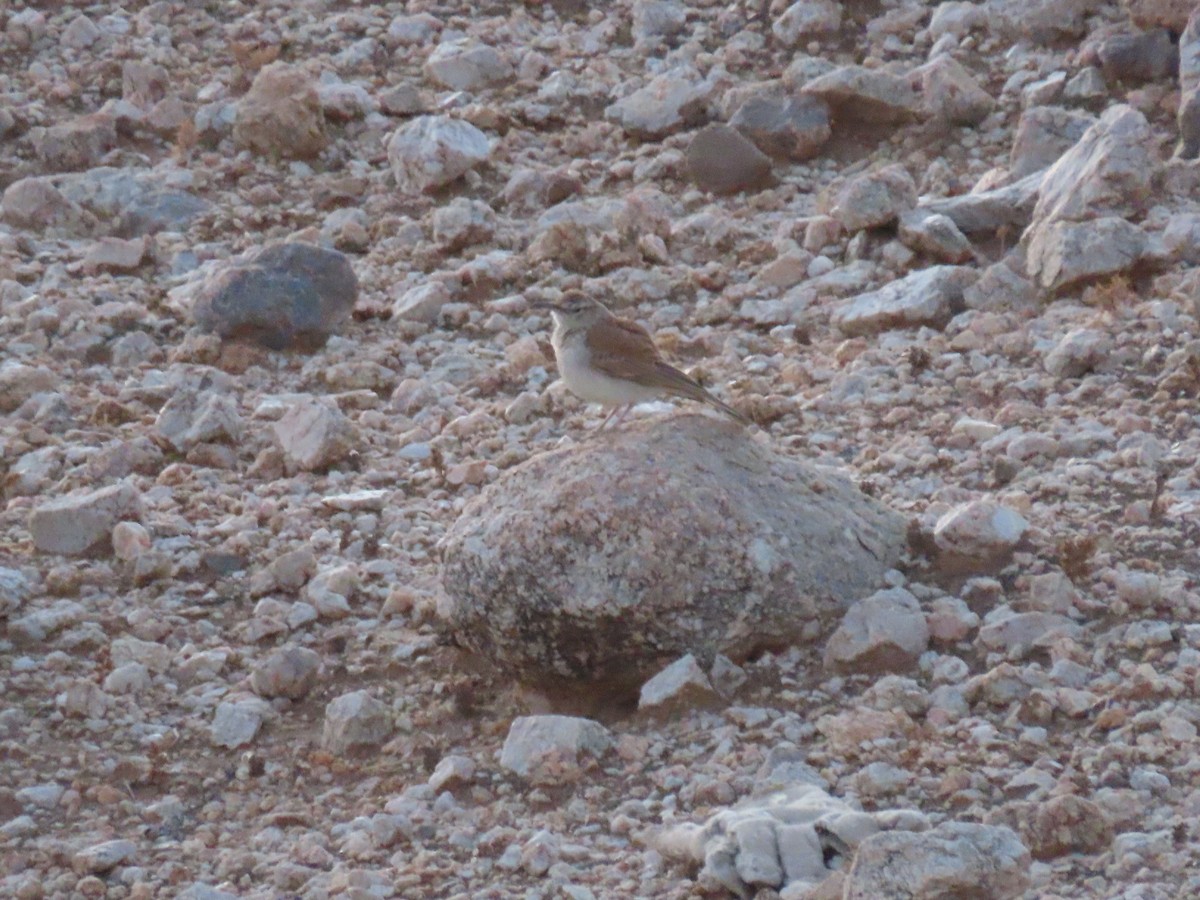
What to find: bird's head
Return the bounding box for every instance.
[532,290,609,328]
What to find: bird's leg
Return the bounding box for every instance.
[611,405,632,429]
[598,405,624,430]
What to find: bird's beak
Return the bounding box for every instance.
[529,298,557,311]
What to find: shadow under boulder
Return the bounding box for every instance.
[438,413,908,692]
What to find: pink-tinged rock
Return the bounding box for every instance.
[112,521,151,561]
[233,62,327,159]
[35,112,118,172]
[273,397,361,471]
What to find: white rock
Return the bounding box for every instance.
[112,521,151,561]
[429,754,476,792]
[499,715,613,784]
[104,661,151,694]
[386,115,492,194]
[1026,217,1146,293]
[832,164,917,231]
[0,566,31,618]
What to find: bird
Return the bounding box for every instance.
[534,290,749,428]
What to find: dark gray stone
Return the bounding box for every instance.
[191,242,358,349]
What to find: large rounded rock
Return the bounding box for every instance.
[233,63,327,160]
[439,414,908,687]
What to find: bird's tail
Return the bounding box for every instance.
[651,362,750,425]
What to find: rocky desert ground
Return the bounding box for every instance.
[2,0,1200,898]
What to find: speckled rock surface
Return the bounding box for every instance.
[440,413,907,686]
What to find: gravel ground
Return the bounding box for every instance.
[2,1,1200,898]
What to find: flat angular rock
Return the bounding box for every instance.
[919,170,1043,236]
[28,481,143,556]
[961,263,1040,315]
[632,0,688,49]
[978,610,1080,653]
[499,715,612,784]
[831,163,917,231]
[824,587,930,674]
[1026,217,1146,293]
[801,65,922,124]
[1164,212,1200,263]
[933,500,1028,575]
[83,235,148,273]
[686,123,772,194]
[439,414,906,687]
[833,266,976,336]
[845,822,1030,899]
[191,241,357,349]
[273,397,361,471]
[233,63,327,159]
[322,690,393,754]
[386,115,492,194]
[393,281,452,324]
[605,67,712,139]
[639,654,719,712]
[986,0,1093,43]
[730,90,831,161]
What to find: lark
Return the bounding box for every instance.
[536,290,748,427]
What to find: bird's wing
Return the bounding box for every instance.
[587,316,716,399]
[585,316,667,381]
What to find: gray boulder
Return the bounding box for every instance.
[439,414,907,687]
